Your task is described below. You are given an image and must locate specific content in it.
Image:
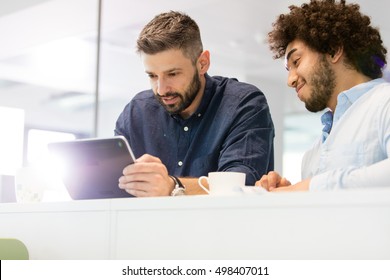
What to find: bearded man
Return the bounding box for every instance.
[115,11,274,196]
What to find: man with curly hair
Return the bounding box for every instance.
[257,0,390,191]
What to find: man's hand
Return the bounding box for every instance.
[255,171,291,191]
[118,154,174,197]
[255,171,310,192]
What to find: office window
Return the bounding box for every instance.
[0,0,98,172]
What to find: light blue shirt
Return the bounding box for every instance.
[301,79,390,190]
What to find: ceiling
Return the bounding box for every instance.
[0,0,389,137]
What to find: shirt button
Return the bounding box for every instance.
[183,126,189,132]
[178,161,183,166]
[197,113,202,117]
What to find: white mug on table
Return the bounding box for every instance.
[198,172,246,195]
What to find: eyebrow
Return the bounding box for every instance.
[284,48,298,70]
[145,67,182,75]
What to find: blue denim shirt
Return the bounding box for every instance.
[115,74,274,185]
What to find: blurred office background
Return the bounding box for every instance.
[0,0,389,191]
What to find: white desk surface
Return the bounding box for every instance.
[1,187,390,259]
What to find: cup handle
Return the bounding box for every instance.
[198,176,210,194]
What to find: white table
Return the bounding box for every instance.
[1,188,390,259]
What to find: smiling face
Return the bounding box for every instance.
[285,40,336,112]
[141,49,208,118]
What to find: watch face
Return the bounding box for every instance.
[172,187,185,196]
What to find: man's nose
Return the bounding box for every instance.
[287,69,298,88]
[156,78,170,95]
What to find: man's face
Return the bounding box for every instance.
[285,40,336,112]
[141,49,201,115]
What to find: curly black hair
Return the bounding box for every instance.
[268,0,387,78]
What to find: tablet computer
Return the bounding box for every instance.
[47,136,136,200]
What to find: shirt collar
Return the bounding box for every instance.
[333,78,386,122]
[320,78,385,142]
[193,73,213,116]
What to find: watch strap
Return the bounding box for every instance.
[169,175,185,196]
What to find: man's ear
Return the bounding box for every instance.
[330,47,343,63]
[197,50,210,74]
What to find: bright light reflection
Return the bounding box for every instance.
[27,129,75,164]
[0,106,24,175]
[27,129,75,197]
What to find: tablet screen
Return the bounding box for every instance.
[48,136,135,199]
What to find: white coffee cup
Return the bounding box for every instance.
[198,172,246,196]
[14,166,47,203]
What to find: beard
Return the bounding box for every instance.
[155,70,201,115]
[304,55,336,112]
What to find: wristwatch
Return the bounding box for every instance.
[169,175,186,196]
